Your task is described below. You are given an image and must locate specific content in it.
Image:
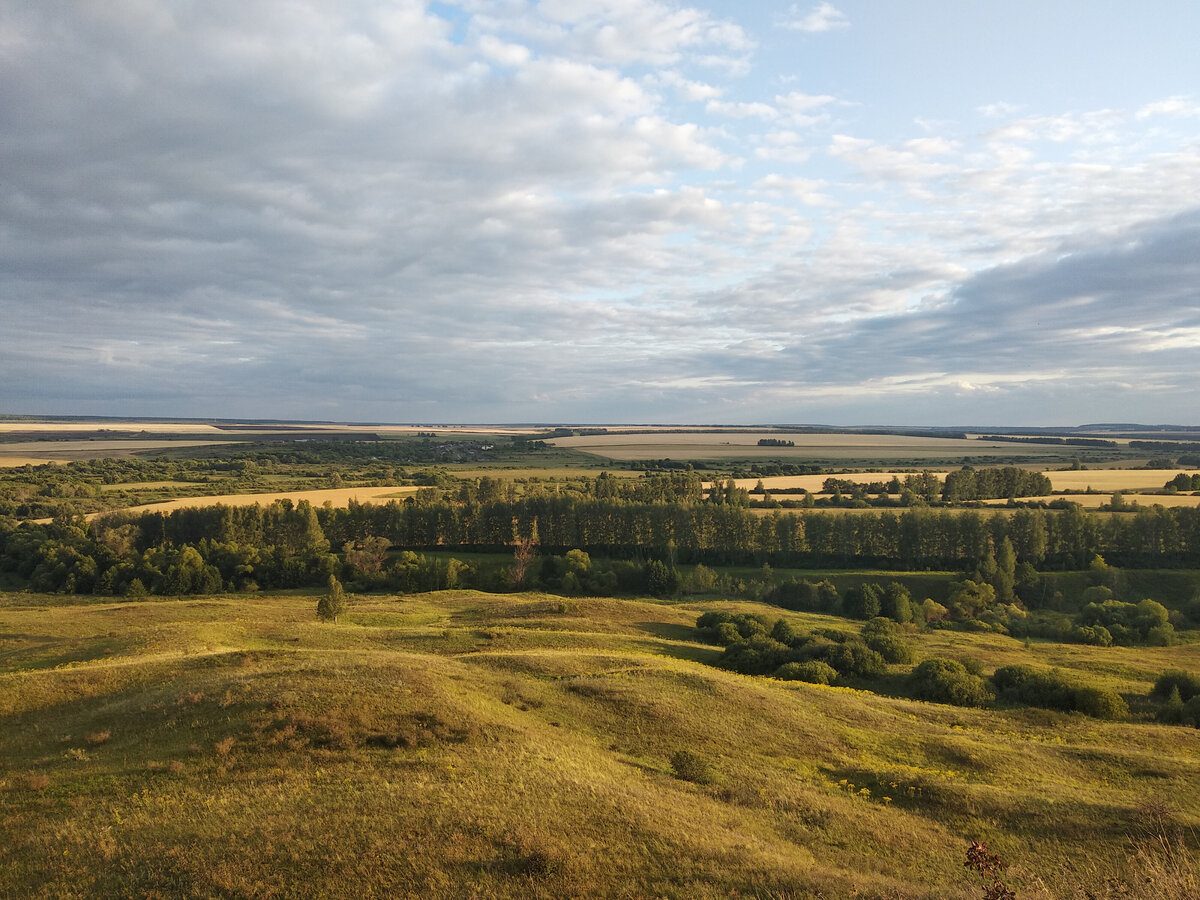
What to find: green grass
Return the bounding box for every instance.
[1,589,1197,898]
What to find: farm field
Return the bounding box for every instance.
[552,431,1096,461]
[77,486,423,520]
[1,589,1197,899]
[1042,469,1197,492]
[725,470,1199,499]
[978,493,1200,509]
[0,440,243,465]
[721,473,952,492]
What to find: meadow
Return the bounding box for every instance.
[1,588,1197,899]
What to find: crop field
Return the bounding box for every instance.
[83,486,423,519]
[1043,469,1197,492]
[977,493,1200,509]
[0,440,243,465]
[1,589,1196,899]
[552,431,1087,462]
[721,473,953,492]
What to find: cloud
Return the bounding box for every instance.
[1,2,1198,425]
[777,3,850,34]
[705,99,777,119]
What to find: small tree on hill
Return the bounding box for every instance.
[317,575,347,624]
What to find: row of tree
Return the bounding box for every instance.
[6,495,1200,597]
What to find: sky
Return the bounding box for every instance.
[2,1,1199,426]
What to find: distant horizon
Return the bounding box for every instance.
[2,413,1199,433]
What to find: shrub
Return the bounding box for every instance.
[1157,686,1185,724]
[775,660,838,685]
[719,634,793,676]
[992,665,1076,712]
[1152,670,1200,703]
[909,658,992,707]
[670,750,713,784]
[865,632,915,664]
[770,617,799,646]
[817,640,887,679]
[1184,696,1200,728]
[1073,687,1128,721]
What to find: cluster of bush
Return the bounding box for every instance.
[1153,670,1200,726]
[696,611,913,684]
[764,577,935,623]
[1164,473,1200,492]
[900,659,1129,718]
[697,612,1139,720]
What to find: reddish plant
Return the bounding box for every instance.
[965,841,1016,900]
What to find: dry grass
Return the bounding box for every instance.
[0,589,1196,898]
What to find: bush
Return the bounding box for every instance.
[1073,687,1128,720]
[909,658,993,707]
[1157,686,1185,724]
[1184,696,1200,728]
[1152,670,1200,703]
[864,632,915,664]
[670,750,713,784]
[775,660,838,685]
[815,640,887,679]
[993,665,1076,711]
[719,635,793,676]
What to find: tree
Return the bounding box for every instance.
[881,582,913,623]
[317,575,347,623]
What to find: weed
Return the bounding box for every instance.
[964,841,1016,900]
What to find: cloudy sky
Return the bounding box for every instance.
[3,1,1199,425]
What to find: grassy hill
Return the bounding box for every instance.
[1,589,1197,899]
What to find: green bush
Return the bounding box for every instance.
[1157,686,1185,724]
[1151,670,1200,703]
[865,632,915,664]
[992,665,1076,711]
[909,658,992,707]
[670,750,713,784]
[1073,687,1128,721]
[775,660,838,685]
[1184,696,1200,728]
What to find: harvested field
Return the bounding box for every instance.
[0,440,240,463]
[0,421,228,434]
[980,493,1200,508]
[86,486,421,519]
[715,473,951,492]
[721,470,1200,499]
[1044,468,1196,492]
[551,431,1074,460]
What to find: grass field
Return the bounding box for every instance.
[2,589,1197,898]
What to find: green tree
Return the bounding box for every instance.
[317,574,348,623]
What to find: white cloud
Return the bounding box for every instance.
[705,99,777,119]
[777,3,850,34]
[1136,95,1200,119]
[2,2,1199,424]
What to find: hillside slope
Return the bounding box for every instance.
[1,590,1197,899]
